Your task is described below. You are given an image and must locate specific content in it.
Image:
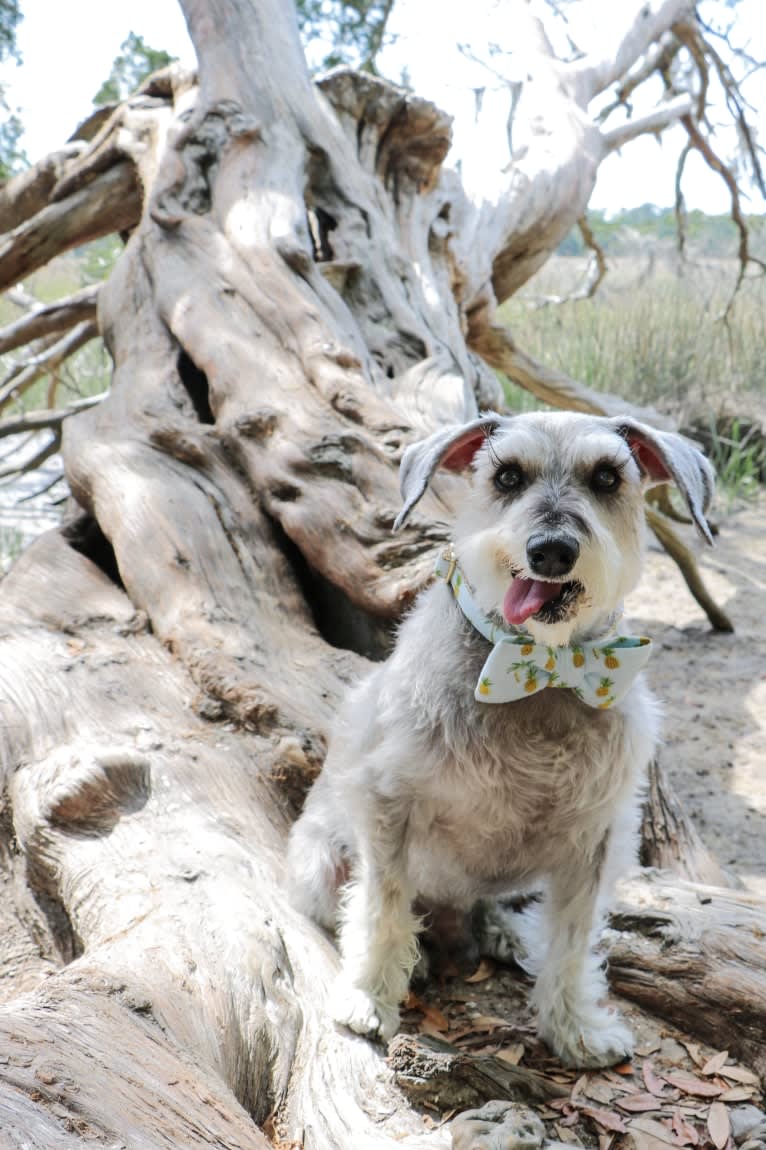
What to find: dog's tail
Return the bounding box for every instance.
[286,812,350,930]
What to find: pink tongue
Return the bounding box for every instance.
[503,577,562,625]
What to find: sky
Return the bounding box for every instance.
[1,0,765,215]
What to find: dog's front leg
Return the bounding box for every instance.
[533,846,633,1068]
[331,800,419,1042]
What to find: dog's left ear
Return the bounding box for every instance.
[394,412,504,530]
[613,418,715,545]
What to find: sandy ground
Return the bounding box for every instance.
[623,494,766,897]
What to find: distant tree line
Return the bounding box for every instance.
[560,204,765,259]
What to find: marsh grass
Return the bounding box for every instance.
[500,255,766,418]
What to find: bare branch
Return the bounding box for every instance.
[0,144,85,233]
[0,395,104,440]
[566,0,694,104]
[597,34,681,122]
[0,321,99,409]
[645,507,733,632]
[0,432,60,480]
[602,95,693,153]
[0,164,141,295]
[5,286,40,312]
[680,114,766,320]
[0,285,100,357]
[472,324,674,427]
[530,215,607,306]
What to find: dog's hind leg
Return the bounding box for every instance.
[331,797,420,1042]
[532,835,633,1068]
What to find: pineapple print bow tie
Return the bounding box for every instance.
[434,549,652,710]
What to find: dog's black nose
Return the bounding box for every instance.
[526,533,580,578]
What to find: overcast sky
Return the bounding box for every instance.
[2,0,764,214]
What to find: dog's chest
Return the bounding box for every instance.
[391,589,637,893]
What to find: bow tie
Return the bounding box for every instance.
[434,549,652,710]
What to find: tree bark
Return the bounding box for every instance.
[0,1,761,1147]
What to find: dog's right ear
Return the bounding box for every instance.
[393,413,503,531]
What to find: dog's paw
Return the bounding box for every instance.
[330,982,400,1042]
[539,1005,634,1069]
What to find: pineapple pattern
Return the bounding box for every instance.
[432,547,652,710]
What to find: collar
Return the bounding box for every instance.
[434,546,652,709]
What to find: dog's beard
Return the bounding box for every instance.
[527,579,585,624]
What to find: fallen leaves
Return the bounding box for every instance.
[616,1092,665,1113]
[706,1101,731,1150]
[664,1072,724,1098]
[463,958,496,983]
[496,1043,525,1066]
[701,1050,730,1076]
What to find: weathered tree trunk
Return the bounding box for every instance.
[0,1,761,1147]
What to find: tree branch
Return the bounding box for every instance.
[0,164,141,294]
[471,323,674,426]
[0,321,99,409]
[0,285,100,356]
[530,215,607,305]
[0,395,103,440]
[567,0,694,104]
[602,94,693,153]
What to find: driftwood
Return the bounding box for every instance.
[0,2,762,1147]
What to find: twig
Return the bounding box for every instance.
[0,284,99,356]
[0,321,98,410]
[645,507,733,633]
[0,432,61,480]
[0,394,104,440]
[680,114,766,322]
[673,142,691,261]
[532,216,607,306]
[601,95,693,153]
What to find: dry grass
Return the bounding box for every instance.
[500,255,766,422]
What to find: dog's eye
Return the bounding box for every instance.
[591,465,621,493]
[494,464,524,493]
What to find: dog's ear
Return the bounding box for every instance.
[394,413,503,530]
[613,418,715,545]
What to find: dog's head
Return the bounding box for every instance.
[395,411,715,645]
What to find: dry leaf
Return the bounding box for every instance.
[467,1013,509,1031]
[579,1106,627,1133]
[671,1110,700,1147]
[628,1134,674,1150]
[702,1051,730,1077]
[718,1065,760,1086]
[554,1123,582,1144]
[604,1070,641,1092]
[643,1060,667,1096]
[636,1041,662,1057]
[584,1080,616,1105]
[707,1102,730,1150]
[464,958,495,983]
[496,1043,525,1066]
[616,1092,664,1113]
[681,1042,705,1068]
[664,1073,723,1098]
[598,1135,615,1150]
[571,1074,588,1101]
[420,1003,450,1032]
[718,1086,755,1103]
[629,1116,678,1146]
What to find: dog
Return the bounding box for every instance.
[287,410,714,1067]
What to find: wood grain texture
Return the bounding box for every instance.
[0,1,758,1147]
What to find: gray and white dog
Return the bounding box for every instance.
[288,411,714,1067]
